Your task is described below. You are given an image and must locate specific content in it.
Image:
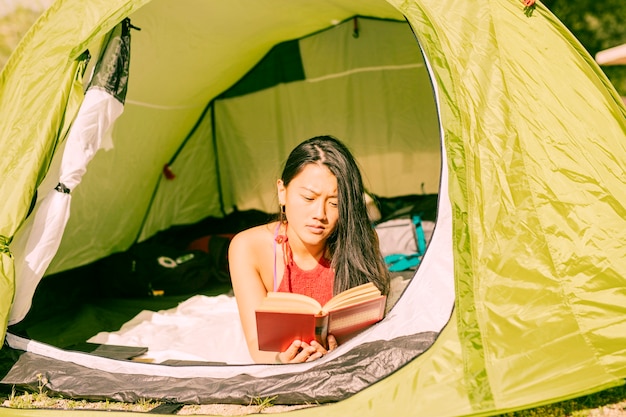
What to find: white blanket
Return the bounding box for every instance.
[88,294,254,364]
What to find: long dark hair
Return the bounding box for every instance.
[281,135,390,295]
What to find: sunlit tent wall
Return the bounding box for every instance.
[1,1,626,416]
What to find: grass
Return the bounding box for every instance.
[1,380,625,415]
[250,395,278,412]
[2,374,161,412]
[498,385,626,417]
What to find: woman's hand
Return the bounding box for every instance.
[276,335,338,363]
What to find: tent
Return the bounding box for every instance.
[1,0,626,416]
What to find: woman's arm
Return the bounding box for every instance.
[229,229,277,363]
[229,228,333,363]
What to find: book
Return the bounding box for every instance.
[255,282,387,352]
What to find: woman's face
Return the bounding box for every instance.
[278,163,339,249]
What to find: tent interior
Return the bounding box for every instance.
[2,1,452,405]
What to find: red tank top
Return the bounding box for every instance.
[274,224,334,305]
[277,249,334,305]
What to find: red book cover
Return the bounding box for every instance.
[255,311,327,352]
[327,295,386,344]
[255,284,386,351]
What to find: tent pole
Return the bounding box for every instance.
[210,100,226,217]
[135,99,218,242]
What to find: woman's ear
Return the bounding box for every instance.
[277,179,286,206]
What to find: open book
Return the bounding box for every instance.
[255,282,387,351]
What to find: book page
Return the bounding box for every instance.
[256,292,322,314]
[324,292,383,312]
[323,282,381,312]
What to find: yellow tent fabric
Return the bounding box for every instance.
[1,0,626,415]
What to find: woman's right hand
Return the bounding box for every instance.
[276,340,319,363]
[276,335,338,363]
[276,340,321,363]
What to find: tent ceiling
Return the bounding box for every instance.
[33,4,436,275]
[126,0,405,107]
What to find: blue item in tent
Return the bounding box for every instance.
[413,215,426,255]
[385,253,422,272]
[382,215,427,272]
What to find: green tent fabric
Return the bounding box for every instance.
[1,0,626,416]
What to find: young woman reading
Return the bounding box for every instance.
[229,136,390,364]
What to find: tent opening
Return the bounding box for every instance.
[4,9,455,405]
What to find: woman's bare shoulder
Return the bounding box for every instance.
[229,222,278,291]
[230,222,277,251]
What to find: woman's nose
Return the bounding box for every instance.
[313,200,327,220]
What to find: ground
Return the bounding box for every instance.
[2,386,626,416]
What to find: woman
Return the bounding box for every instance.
[229,135,390,364]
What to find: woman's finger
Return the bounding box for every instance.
[327,335,338,351]
[305,351,323,362]
[309,340,327,354]
[277,340,303,363]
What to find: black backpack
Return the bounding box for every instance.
[95,241,215,297]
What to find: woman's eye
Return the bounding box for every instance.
[302,195,314,201]
[329,200,338,208]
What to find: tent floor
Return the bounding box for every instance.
[10,194,437,350]
[9,282,233,350]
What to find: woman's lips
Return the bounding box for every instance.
[306,224,325,234]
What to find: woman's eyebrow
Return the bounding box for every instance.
[298,186,318,194]
[298,186,320,194]
[298,186,337,198]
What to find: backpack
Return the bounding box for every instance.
[375,214,434,272]
[186,233,235,284]
[95,241,215,297]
